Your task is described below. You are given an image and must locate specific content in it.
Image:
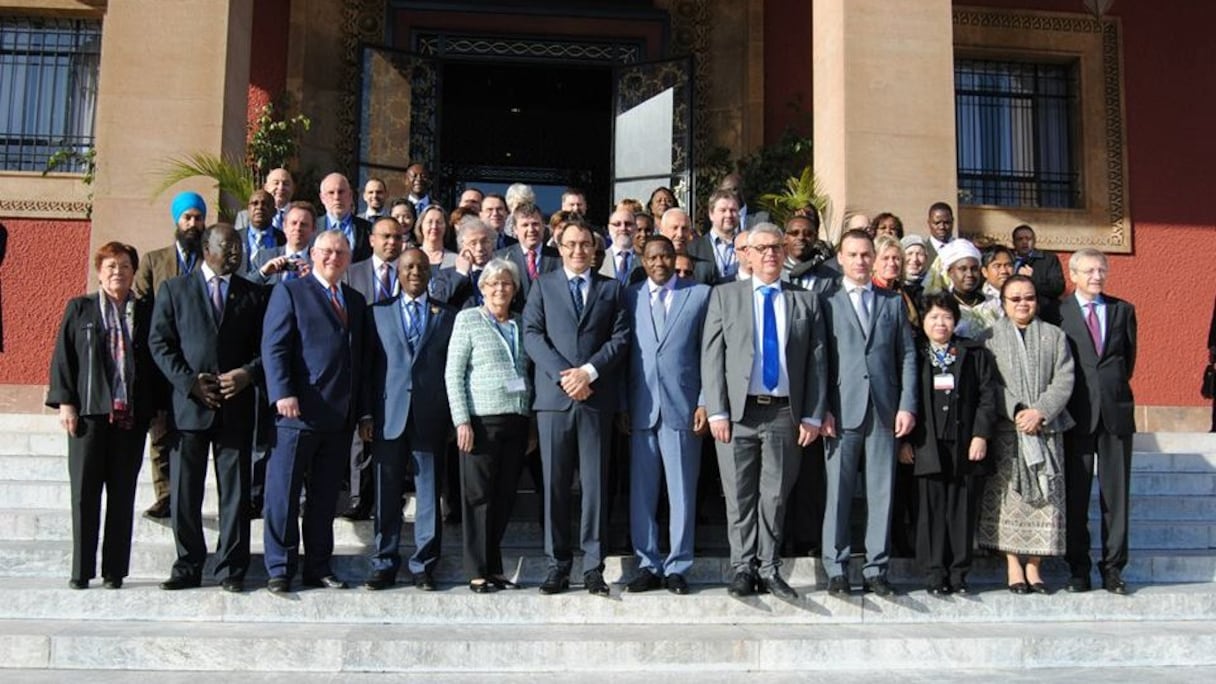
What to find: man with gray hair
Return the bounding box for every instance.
[318,173,373,263]
[659,208,716,286]
[702,223,827,599]
[434,219,497,310]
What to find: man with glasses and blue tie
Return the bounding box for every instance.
[701,223,827,600]
[600,208,642,285]
[524,218,630,597]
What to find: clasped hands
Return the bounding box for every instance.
[1014,407,1046,435]
[191,368,252,409]
[558,368,593,402]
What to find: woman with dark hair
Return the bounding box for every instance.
[46,241,157,590]
[647,186,678,219]
[979,274,1075,594]
[389,198,417,245]
[871,212,904,239]
[901,291,997,594]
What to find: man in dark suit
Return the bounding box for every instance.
[250,201,315,286]
[1060,248,1138,594]
[431,220,496,311]
[658,208,717,286]
[820,229,918,597]
[600,208,644,285]
[317,173,373,263]
[1012,224,1065,325]
[497,204,560,311]
[622,236,711,595]
[133,191,208,520]
[702,223,827,599]
[234,167,294,232]
[523,218,630,596]
[686,190,742,284]
[359,248,455,590]
[339,216,407,521]
[148,223,265,593]
[260,229,366,593]
[235,190,285,279]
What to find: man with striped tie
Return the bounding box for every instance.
[599,208,643,285]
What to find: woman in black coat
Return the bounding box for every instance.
[46,241,157,589]
[900,291,997,594]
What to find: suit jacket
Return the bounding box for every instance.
[429,267,485,311]
[522,268,630,413]
[360,295,455,450]
[907,338,997,477]
[133,244,199,302]
[318,214,373,263]
[701,279,827,424]
[345,257,397,306]
[599,248,645,285]
[1016,250,1065,324]
[686,234,733,284]
[1060,294,1137,436]
[148,271,266,432]
[788,261,839,295]
[261,275,366,433]
[235,225,286,279]
[46,293,158,424]
[625,278,711,431]
[496,243,560,309]
[822,283,918,430]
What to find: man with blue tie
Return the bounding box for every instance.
[235,190,286,278]
[702,223,827,600]
[523,218,630,596]
[318,173,373,263]
[260,229,366,593]
[359,248,455,591]
[149,223,266,593]
[622,235,711,595]
[820,229,918,597]
[600,208,642,285]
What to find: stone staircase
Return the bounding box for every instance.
[1,412,1215,677]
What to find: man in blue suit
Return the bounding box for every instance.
[358,248,455,591]
[621,236,711,595]
[260,229,366,593]
[820,228,918,597]
[523,218,630,596]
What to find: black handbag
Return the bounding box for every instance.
[1203,365,1216,400]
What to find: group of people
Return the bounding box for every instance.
[47,164,1137,602]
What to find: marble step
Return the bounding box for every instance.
[2,538,1213,585]
[0,577,1212,627]
[1,617,1213,673]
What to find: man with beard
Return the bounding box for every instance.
[236,190,286,278]
[133,191,208,519]
[235,168,294,232]
[600,208,642,284]
[362,178,387,221]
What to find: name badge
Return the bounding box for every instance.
[933,373,955,392]
[505,376,527,394]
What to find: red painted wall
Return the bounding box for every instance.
[246,0,292,136]
[763,0,813,144]
[0,219,91,384]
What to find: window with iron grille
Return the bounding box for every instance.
[955,59,1079,209]
[0,16,100,173]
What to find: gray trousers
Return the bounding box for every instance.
[714,399,801,577]
[822,402,896,579]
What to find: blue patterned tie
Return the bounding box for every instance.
[406,300,422,348]
[762,286,779,391]
[569,276,584,319]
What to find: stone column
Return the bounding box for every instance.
[89,0,253,262]
[812,0,956,241]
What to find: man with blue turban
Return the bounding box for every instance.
[133,190,208,518]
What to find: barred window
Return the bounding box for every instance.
[0,16,101,173]
[955,59,1079,209]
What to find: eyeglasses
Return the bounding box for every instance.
[750,244,782,254]
[313,247,350,258]
[560,241,594,252]
[674,269,694,277]
[1005,295,1036,303]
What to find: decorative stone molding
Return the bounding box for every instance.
[0,173,91,219]
[953,7,1131,253]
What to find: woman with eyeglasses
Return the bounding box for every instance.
[978,274,1075,595]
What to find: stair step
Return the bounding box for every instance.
[1,618,1213,672]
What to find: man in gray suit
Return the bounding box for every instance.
[622,235,711,595]
[820,228,918,597]
[235,190,285,279]
[702,223,827,599]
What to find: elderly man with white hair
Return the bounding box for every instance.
[433,219,499,311]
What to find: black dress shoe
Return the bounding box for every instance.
[1030,582,1050,595]
[363,572,396,591]
[469,578,497,594]
[827,576,851,597]
[1008,582,1030,595]
[221,578,245,594]
[926,581,951,596]
[1066,576,1092,593]
[160,576,201,591]
[625,569,663,593]
[488,576,520,590]
[267,577,291,594]
[1102,570,1128,595]
[302,575,348,590]
[143,500,171,519]
[102,577,122,590]
[863,577,896,597]
[539,570,569,595]
[339,506,371,521]
[584,570,610,597]
[727,571,756,598]
[761,575,798,600]
[68,579,89,590]
[413,574,437,592]
[665,573,690,595]
[952,581,971,595]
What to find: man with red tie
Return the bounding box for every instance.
[496,204,560,312]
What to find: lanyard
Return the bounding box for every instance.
[483,309,517,367]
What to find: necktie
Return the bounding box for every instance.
[378,263,392,303]
[209,276,224,322]
[406,300,422,348]
[719,238,736,278]
[526,249,539,281]
[852,287,871,333]
[761,286,779,391]
[1086,302,1103,355]
[471,269,483,305]
[569,276,585,319]
[617,252,631,283]
[272,209,284,231]
[652,287,668,335]
[329,285,347,327]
